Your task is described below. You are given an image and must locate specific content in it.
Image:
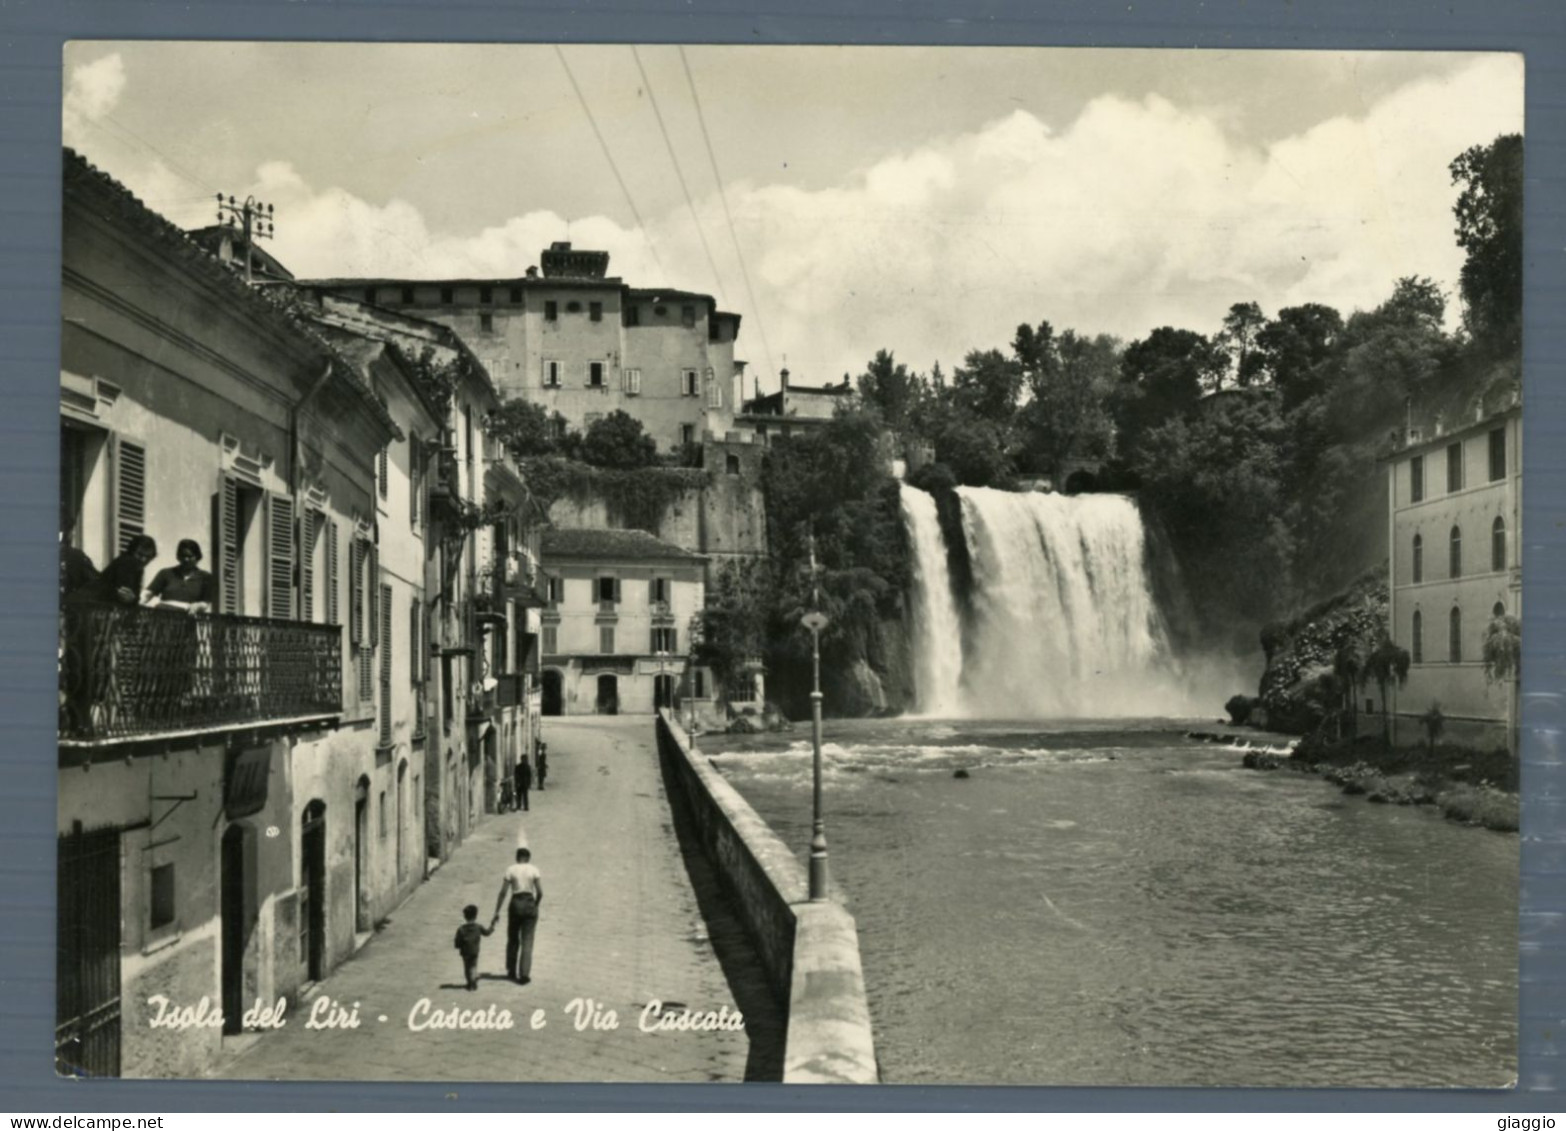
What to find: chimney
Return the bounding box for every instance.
[780,367,790,390]
[526,266,539,279]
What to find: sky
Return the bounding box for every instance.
[62,43,1523,394]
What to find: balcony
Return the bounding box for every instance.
[59,603,342,745]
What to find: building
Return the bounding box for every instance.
[735,367,854,446]
[59,149,403,1077]
[1382,383,1521,750]
[538,528,707,718]
[300,242,745,454]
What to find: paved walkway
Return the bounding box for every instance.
[218,717,779,1083]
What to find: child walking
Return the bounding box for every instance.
[453,903,494,991]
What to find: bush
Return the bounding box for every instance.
[1225,694,1255,725]
[905,461,957,493]
[579,410,657,470]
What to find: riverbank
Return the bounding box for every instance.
[1237,730,1518,833]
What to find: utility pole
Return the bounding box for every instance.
[216,194,275,286]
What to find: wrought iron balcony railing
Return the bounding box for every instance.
[59,602,342,743]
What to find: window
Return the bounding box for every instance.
[681,424,696,447]
[480,312,494,334]
[624,304,640,327]
[1449,525,1462,579]
[589,301,603,322]
[705,369,721,408]
[543,625,558,655]
[545,300,558,322]
[509,287,523,303]
[440,286,454,304]
[1446,442,1463,492]
[377,446,388,500]
[600,625,615,654]
[544,360,561,388]
[651,626,677,653]
[401,286,415,304]
[1411,609,1423,664]
[681,304,696,328]
[597,576,618,604]
[651,576,670,605]
[726,453,741,475]
[1489,427,1506,481]
[588,361,604,388]
[1492,516,1506,572]
[1449,606,1462,663]
[1493,600,1506,620]
[150,863,175,931]
[709,316,722,342]
[1409,455,1424,503]
[1412,534,1423,583]
[379,790,387,838]
[624,368,642,396]
[480,286,493,304]
[410,442,423,528]
[546,575,563,605]
[567,301,582,313]
[682,369,699,396]
[410,598,422,686]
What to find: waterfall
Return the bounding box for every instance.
[900,483,1177,717]
[899,485,965,717]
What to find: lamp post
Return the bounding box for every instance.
[802,532,830,901]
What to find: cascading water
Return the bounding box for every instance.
[900,483,1178,717]
[898,485,966,717]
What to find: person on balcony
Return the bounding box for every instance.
[146,539,215,614]
[93,535,157,605]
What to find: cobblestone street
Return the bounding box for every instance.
[217,717,780,1083]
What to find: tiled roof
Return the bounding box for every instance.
[64,149,402,440]
[541,527,705,563]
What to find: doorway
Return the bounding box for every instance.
[541,669,563,716]
[56,825,121,1077]
[595,674,619,715]
[220,825,249,1035]
[299,801,325,982]
[354,777,370,934]
[654,674,677,711]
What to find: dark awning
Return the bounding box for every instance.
[225,745,270,820]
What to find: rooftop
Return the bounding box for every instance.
[541,527,705,564]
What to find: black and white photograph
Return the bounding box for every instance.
[55,42,1523,1087]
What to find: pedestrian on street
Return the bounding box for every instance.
[453,903,493,991]
[514,756,532,812]
[492,847,543,984]
[536,744,548,791]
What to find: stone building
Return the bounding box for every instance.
[1382,384,1521,749]
[59,149,402,1077]
[538,528,707,719]
[735,367,855,446]
[299,242,745,454]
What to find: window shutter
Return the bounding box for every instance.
[326,519,340,626]
[369,545,380,648]
[614,577,622,604]
[268,494,295,619]
[349,540,364,645]
[301,511,318,623]
[410,598,422,685]
[218,473,239,615]
[379,583,393,744]
[113,437,147,553]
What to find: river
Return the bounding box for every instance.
[708,718,1518,1087]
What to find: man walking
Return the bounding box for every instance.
[492,847,543,984]
[514,755,532,812]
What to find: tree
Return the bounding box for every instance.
[857,350,924,434]
[1483,612,1522,758]
[1015,328,1118,482]
[1364,638,1412,746]
[1253,303,1344,409]
[1217,301,1268,389]
[1451,133,1523,354]
[951,348,1024,425]
[1333,637,1369,739]
[489,397,566,458]
[578,410,657,470]
[1116,327,1226,453]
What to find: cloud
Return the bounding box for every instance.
[89,52,1521,388]
[63,53,126,144]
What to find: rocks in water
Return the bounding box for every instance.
[953,768,971,780]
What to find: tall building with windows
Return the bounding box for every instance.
[300,242,744,453]
[1383,385,1521,749]
[537,528,707,718]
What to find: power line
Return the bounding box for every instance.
[677,45,779,387]
[553,45,669,283]
[630,45,729,306]
[90,112,224,198]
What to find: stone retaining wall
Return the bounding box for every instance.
[654,711,878,1084]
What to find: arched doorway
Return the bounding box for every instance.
[654,673,678,711]
[300,801,326,982]
[596,674,619,715]
[541,669,564,716]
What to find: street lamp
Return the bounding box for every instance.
[802,532,830,901]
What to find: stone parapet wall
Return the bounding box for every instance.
[654,711,878,1084]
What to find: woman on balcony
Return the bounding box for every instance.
[93,534,157,605]
[146,539,215,613]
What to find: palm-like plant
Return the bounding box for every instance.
[1364,637,1412,746]
[1333,636,1371,740]
[1483,613,1522,757]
